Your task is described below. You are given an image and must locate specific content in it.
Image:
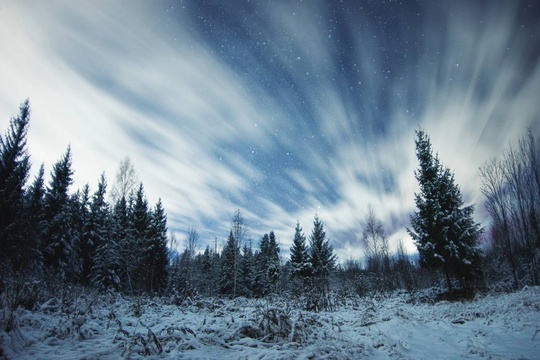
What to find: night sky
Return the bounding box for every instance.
[1,0,539,260]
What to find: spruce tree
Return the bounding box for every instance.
[290,221,311,279]
[86,174,119,290]
[253,233,270,297]
[147,198,169,294]
[23,164,46,271]
[219,210,246,296]
[0,100,31,270]
[239,241,255,297]
[309,216,336,281]
[112,195,136,293]
[91,233,120,291]
[200,245,214,296]
[66,188,88,282]
[308,216,336,307]
[41,147,77,280]
[408,129,483,291]
[267,231,280,288]
[78,185,92,284]
[220,230,241,295]
[131,183,151,293]
[253,231,281,296]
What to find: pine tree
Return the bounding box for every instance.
[408,129,483,291]
[267,231,280,288]
[253,233,270,297]
[200,245,214,296]
[91,234,121,291]
[86,174,120,291]
[78,185,92,284]
[147,199,169,294]
[66,188,88,282]
[219,210,246,296]
[131,183,151,293]
[0,100,31,271]
[220,230,241,295]
[202,239,221,296]
[308,215,337,308]
[112,195,136,293]
[253,232,281,296]
[309,216,336,280]
[41,147,77,280]
[290,221,311,279]
[239,241,255,297]
[23,164,46,271]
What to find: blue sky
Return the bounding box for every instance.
[1,0,539,261]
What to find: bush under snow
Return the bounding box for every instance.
[1,287,539,359]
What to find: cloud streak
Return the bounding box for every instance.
[0,0,538,260]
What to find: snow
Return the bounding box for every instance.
[2,287,539,359]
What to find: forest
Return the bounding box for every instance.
[1,101,539,358]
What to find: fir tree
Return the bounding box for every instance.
[308,216,337,307]
[91,234,121,291]
[86,174,118,290]
[219,210,246,296]
[41,147,77,280]
[309,216,336,280]
[200,245,214,296]
[112,195,136,293]
[147,199,169,294]
[201,239,221,296]
[131,183,151,293]
[23,163,46,271]
[220,230,241,295]
[267,231,280,288]
[290,221,311,279]
[408,129,483,291]
[253,233,270,297]
[78,185,92,284]
[0,100,31,270]
[66,187,88,282]
[253,232,281,296]
[239,241,255,297]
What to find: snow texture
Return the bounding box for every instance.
[2,287,539,359]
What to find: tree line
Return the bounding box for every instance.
[0,100,168,295]
[0,101,338,306]
[1,100,539,307]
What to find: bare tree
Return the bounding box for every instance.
[110,157,138,204]
[394,239,416,294]
[362,205,390,275]
[480,157,519,287]
[480,132,540,286]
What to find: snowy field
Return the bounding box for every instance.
[2,287,539,359]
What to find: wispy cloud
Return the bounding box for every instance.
[0,0,538,260]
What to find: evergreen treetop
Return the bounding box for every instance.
[290,221,310,278]
[0,99,31,267]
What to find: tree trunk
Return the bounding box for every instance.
[444,268,453,292]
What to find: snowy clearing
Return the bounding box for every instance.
[2,287,539,359]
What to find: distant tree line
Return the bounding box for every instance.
[167,210,337,308]
[1,100,539,308]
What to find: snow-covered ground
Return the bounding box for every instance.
[2,287,539,359]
